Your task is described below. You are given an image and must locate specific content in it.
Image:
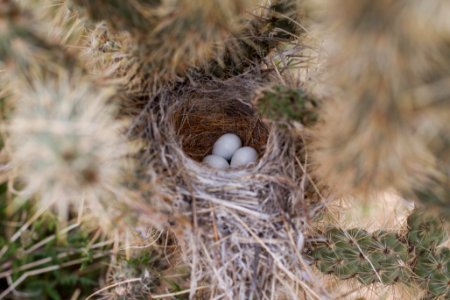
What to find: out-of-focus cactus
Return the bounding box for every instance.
[408,131,450,218]
[16,0,86,52]
[311,0,450,209]
[209,0,304,77]
[256,85,319,126]
[8,71,131,224]
[307,210,450,299]
[0,2,75,77]
[71,0,160,34]
[73,0,261,93]
[73,0,305,94]
[1,0,133,225]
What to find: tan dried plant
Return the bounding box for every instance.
[6,70,133,225]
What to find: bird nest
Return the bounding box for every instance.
[172,96,269,162]
[128,74,325,299]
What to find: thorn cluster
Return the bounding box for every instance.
[307,210,449,299]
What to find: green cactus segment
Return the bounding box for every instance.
[415,248,450,299]
[311,227,408,286]
[370,231,408,261]
[257,86,319,126]
[308,210,450,299]
[427,273,450,298]
[415,248,450,279]
[407,210,447,251]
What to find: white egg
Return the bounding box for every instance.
[202,154,229,170]
[212,133,242,160]
[230,147,258,168]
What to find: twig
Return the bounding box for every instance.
[152,286,209,299]
[0,265,60,299]
[85,278,142,300]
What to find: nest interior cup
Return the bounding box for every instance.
[171,97,269,162]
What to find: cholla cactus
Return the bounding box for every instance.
[256,85,319,126]
[8,71,132,224]
[1,0,133,225]
[410,131,450,217]
[311,0,450,205]
[74,0,261,94]
[0,1,76,77]
[2,0,450,298]
[307,210,449,298]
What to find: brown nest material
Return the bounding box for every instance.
[128,73,327,299]
[172,97,269,162]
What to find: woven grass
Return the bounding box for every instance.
[126,72,327,299]
[171,85,269,162]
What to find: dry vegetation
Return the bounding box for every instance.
[0,0,449,299]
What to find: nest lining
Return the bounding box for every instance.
[130,75,325,299]
[172,96,269,162]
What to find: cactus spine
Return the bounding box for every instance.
[1,0,133,225]
[307,210,449,299]
[311,0,450,214]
